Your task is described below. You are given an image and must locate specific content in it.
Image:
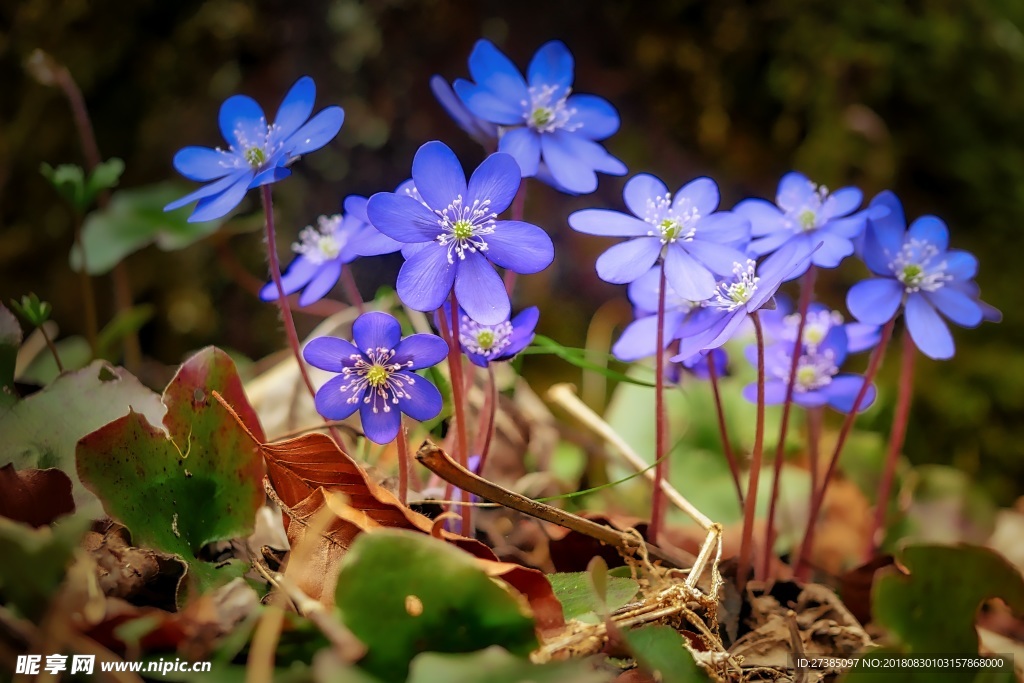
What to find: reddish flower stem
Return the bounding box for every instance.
[396,422,411,505]
[439,291,472,535]
[762,266,816,578]
[737,312,767,588]
[865,329,915,559]
[807,406,823,510]
[340,267,366,314]
[648,260,669,546]
[472,364,499,478]
[707,354,744,509]
[793,318,895,581]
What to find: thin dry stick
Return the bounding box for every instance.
[415,440,687,569]
[545,383,720,590]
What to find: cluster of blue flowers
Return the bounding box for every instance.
[165,39,998,444]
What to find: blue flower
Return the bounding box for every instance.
[671,349,729,383]
[166,76,344,222]
[612,266,700,362]
[846,191,1000,360]
[303,311,448,444]
[759,297,880,355]
[735,172,870,277]
[741,321,877,413]
[259,196,402,307]
[570,174,751,300]
[430,75,498,148]
[670,240,817,361]
[366,141,554,326]
[452,39,626,194]
[438,303,539,368]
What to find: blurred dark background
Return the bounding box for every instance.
[2,0,1021,503]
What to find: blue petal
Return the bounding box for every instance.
[366,192,441,243]
[684,240,750,277]
[869,191,906,233]
[352,311,402,352]
[810,231,854,269]
[218,94,266,149]
[359,401,401,444]
[905,293,954,360]
[454,251,509,325]
[412,141,467,210]
[908,215,949,252]
[674,177,720,216]
[173,146,235,181]
[397,245,456,313]
[626,267,663,312]
[664,245,716,300]
[164,172,246,212]
[595,238,662,284]
[315,374,362,421]
[824,375,876,413]
[430,75,497,144]
[303,336,361,372]
[298,260,342,306]
[747,231,793,258]
[845,322,882,353]
[274,76,316,139]
[498,128,541,177]
[847,277,903,325]
[696,212,750,246]
[260,258,319,301]
[467,39,529,104]
[775,172,816,213]
[861,193,907,275]
[944,250,978,281]
[527,40,574,93]
[734,198,786,237]
[540,132,598,194]
[821,187,862,220]
[484,220,554,274]
[285,106,344,155]
[567,94,619,140]
[624,173,669,217]
[924,287,983,328]
[569,209,649,237]
[466,152,521,213]
[745,380,801,406]
[393,334,449,369]
[188,173,252,222]
[454,80,526,126]
[249,166,291,188]
[351,223,404,257]
[397,372,443,421]
[344,195,369,222]
[612,315,660,361]
[762,234,814,284]
[504,306,540,357]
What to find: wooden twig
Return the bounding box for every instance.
[415,440,689,569]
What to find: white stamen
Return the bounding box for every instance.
[434,194,497,264]
[781,309,844,349]
[520,84,580,134]
[642,192,700,245]
[219,118,285,171]
[888,238,950,293]
[338,347,416,414]
[707,260,759,311]
[459,315,514,358]
[781,180,830,233]
[772,349,839,392]
[292,214,346,265]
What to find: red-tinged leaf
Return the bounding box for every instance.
[476,558,566,632]
[0,464,75,526]
[76,348,265,601]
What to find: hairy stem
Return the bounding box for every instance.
[707,353,744,509]
[762,266,816,578]
[396,422,411,505]
[866,329,915,559]
[737,313,767,588]
[340,267,365,314]
[472,364,499,477]
[807,406,823,511]
[439,293,472,535]
[39,324,64,373]
[794,318,895,580]
[648,260,669,545]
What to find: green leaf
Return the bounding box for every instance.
[76,347,266,600]
[407,647,611,683]
[548,571,638,622]
[842,544,1024,683]
[9,293,53,327]
[625,625,708,683]
[0,360,165,517]
[85,157,125,197]
[40,162,87,210]
[71,184,226,275]
[0,304,22,408]
[334,530,537,681]
[0,514,91,620]
[521,335,656,388]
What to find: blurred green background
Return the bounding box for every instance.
[1,0,1020,503]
